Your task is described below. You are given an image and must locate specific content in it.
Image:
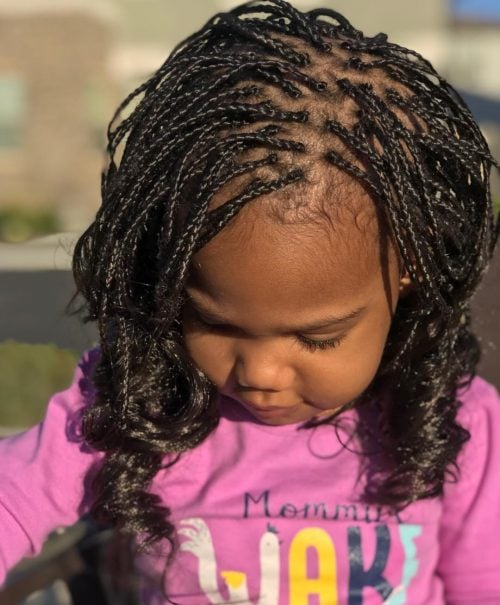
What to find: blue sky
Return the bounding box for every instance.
[452,0,500,21]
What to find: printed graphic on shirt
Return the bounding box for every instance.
[180,518,280,604]
[177,490,423,604]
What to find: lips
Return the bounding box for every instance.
[220,392,303,416]
[225,395,301,418]
[246,403,289,412]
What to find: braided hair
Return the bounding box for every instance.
[72,0,499,552]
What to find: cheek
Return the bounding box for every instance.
[344,314,392,380]
[183,331,233,387]
[302,318,391,405]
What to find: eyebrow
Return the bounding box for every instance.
[186,293,366,333]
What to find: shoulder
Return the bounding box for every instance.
[0,345,103,463]
[456,375,500,440]
[437,376,500,596]
[0,347,104,574]
[443,374,500,494]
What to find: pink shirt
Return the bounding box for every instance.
[1,348,500,604]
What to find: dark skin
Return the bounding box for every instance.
[182,191,409,426]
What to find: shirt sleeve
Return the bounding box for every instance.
[437,376,500,604]
[0,348,103,586]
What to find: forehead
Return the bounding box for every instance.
[189,190,389,315]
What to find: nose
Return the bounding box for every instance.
[233,338,295,393]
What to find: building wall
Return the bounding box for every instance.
[0,12,118,229]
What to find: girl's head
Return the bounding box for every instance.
[183,181,402,426]
[72,0,498,541]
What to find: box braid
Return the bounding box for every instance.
[71,0,499,559]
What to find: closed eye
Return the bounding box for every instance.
[296,333,346,352]
[187,307,347,352]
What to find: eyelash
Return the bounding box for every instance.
[296,334,346,352]
[189,312,346,352]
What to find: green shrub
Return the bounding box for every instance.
[0,207,61,243]
[0,341,79,427]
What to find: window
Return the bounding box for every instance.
[0,75,26,150]
[83,79,109,149]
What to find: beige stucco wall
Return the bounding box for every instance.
[0,12,118,228]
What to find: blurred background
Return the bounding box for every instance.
[1,0,499,430]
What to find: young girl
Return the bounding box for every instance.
[1,0,499,603]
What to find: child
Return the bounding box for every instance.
[1,0,499,603]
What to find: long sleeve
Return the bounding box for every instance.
[437,376,500,604]
[0,348,102,586]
